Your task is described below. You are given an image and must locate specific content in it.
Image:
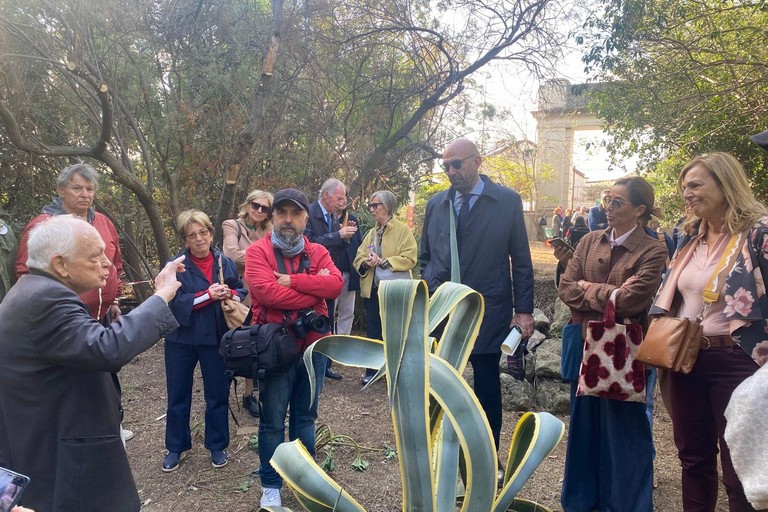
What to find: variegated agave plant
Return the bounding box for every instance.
[262,280,564,512]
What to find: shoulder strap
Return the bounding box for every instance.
[236,220,243,243]
[273,247,310,275]
[217,253,224,284]
[270,246,311,323]
[448,191,461,282]
[702,232,743,305]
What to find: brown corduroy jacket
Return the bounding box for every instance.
[558,226,667,337]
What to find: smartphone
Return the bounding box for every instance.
[546,238,575,252]
[0,467,30,512]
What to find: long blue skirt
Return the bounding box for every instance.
[561,381,654,512]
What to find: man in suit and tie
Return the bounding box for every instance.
[420,139,534,484]
[304,178,361,380]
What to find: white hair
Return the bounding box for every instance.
[318,178,345,200]
[26,215,88,271]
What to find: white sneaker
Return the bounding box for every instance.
[260,487,282,507]
[121,428,134,442]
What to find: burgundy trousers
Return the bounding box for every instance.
[668,345,763,512]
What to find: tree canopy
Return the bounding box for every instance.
[1,0,564,276]
[578,0,768,218]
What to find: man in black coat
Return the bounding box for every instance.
[0,216,183,512]
[421,138,535,456]
[304,178,362,380]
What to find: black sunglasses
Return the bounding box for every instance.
[441,154,477,172]
[368,202,383,210]
[250,202,272,213]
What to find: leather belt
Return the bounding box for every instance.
[700,335,736,350]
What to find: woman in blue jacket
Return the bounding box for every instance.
[162,210,245,472]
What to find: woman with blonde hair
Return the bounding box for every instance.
[222,190,273,417]
[649,152,768,511]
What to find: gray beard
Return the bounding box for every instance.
[273,227,302,247]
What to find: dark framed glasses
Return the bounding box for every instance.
[368,202,383,210]
[250,202,272,214]
[606,198,628,209]
[441,154,478,172]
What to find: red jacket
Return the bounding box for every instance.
[16,212,123,319]
[244,234,343,351]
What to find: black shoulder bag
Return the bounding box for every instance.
[218,248,310,380]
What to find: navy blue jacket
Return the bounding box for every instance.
[588,205,608,231]
[420,175,534,354]
[166,248,245,345]
[305,201,362,291]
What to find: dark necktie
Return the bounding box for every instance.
[326,213,334,234]
[458,194,471,242]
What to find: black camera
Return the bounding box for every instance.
[292,308,331,339]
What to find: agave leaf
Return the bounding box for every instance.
[271,440,366,512]
[493,412,566,512]
[430,355,496,511]
[303,335,385,404]
[433,413,461,511]
[378,279,434,511]
[427,283,484,444]
[429,283,484,373]
[455,497,556,512]
[506,498,556,512]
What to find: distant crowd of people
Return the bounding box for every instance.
[1,133,767,512]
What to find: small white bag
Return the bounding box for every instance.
[724,363,768,510]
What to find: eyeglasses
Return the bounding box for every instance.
[184,229,210,240]
[606,198,629,209]
[250,202,272,213]
[368,202,383,210]
[441,154,478,172]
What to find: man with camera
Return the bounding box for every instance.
[243,188,343,508]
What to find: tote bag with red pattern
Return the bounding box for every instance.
[576,289,646,402]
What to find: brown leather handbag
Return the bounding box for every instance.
[218,254,251,329]
[636,316,703,374]
[637,232,744,374]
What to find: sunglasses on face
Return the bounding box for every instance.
[368,202,383,210]
[250,202,272,213]
[441,154,477,172]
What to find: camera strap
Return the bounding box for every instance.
[273,247,310,276]
[270,247,311,325]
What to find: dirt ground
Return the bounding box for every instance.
[121,242,729,511]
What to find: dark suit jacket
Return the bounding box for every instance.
[420,175,534,354]
[304,201,362,291]
[0,272,178,512]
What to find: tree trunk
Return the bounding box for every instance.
[213,0,284,245]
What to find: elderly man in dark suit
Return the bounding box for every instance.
[304,178,361,380]
[0,216,183,512]
[421,138,535,484]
